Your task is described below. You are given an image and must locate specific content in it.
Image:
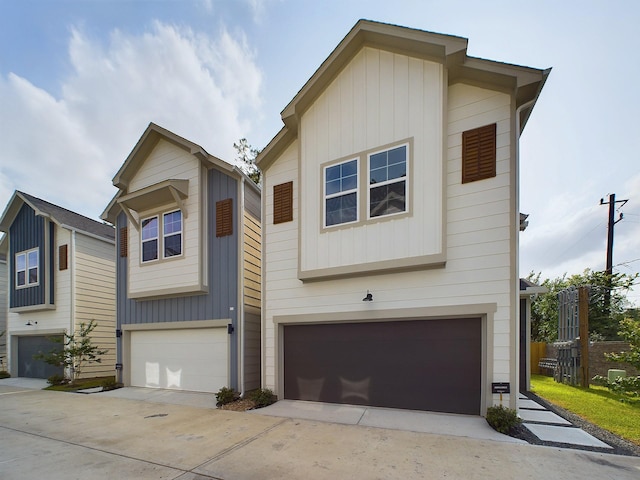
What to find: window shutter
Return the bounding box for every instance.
[216,198,233,237]
[273,181,293,224]
[462,123,497,184]
[119,226,128,257]
[58,244,68,271]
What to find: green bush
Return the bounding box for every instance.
[486,405,522,434]
[47,374,67,386]
[593,374,640,397]
[0,370,10,379]
[249,388,276,408]
[215,387,238,406]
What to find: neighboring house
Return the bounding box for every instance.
[0,235,7,370]
[257,20,550,415]
[102,123,261,394]
[0,192,116,379]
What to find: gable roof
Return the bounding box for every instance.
[0,191,115,242]
[111,122,235,190]
[102,122,260,223]
[257,19,550,171]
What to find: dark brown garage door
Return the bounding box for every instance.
[284,318,481,415]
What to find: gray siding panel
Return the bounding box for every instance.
[9,203,47,308]
[243,310,261,391]
[244,182,261,221]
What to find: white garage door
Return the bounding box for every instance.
[130,328,228,393]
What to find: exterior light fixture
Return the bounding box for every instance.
[363,290,373,302]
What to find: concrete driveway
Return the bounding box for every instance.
[1,385,639,479]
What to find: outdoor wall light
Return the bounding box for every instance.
[362,290,373,302]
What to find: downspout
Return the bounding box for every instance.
[238,176,246,398]
[512,99,535,406]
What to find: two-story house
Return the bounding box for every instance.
[102,123,261,394]
[257,20,549,415]
[0,192,116,379]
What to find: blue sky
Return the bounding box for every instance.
[1,0,639,303]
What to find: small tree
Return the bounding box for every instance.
[234,138,262,185]
[34,320,108,384]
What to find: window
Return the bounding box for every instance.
[163,210,182,257]
[462,123,496,183]
[16,248,39,287]
[141,210,183,263]
[324,159,358,227]
[368,144,408,218]
[141,216,159,262]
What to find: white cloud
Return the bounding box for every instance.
[0,21,263,220]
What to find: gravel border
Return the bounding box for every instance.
[512,392,640,457]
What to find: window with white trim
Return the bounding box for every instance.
[368,144,408,218]
[16,248,39,287]
[163,210,182,258]
[141,210,183,263]
[324,159,358,227]
[141,216,159,262]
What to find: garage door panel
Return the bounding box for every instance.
[284,319,481,415]
[130,328,228,393]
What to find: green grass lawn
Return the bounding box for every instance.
[530,374,640,446]
[45,376,115,392]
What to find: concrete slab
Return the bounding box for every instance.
[525,424,613,449]
[518,408,572,425]
[0,377,48,389]
[359,407,525,444]
[518,398,547,410]
[99,387,218,409]
[252,399,367,424]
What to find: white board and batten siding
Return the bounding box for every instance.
[74,232,116,378]
[263,48,518,406]
[127,139,205,298]
[299,47,444,272]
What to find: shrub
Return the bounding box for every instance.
[486,405,522,434]
[0,370,10,379]
[593,374,640,397]
[215,387,238,406]
[249,388,276,408]
[47,374,67,386]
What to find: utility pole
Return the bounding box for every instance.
[600,194,628,316]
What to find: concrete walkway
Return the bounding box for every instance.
[517,393,612,449]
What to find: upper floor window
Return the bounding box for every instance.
[16,248,39,287]
[163,210,182,257]
[324,159,358,227]
[368,144,408,218]
[141,210,183,263]
[141,216,159,262]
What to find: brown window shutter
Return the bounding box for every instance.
[216,198,233,237]
[462,123,497,184]
[119,226,128,257]
[273,181,293,224]
[59,244,68,270]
